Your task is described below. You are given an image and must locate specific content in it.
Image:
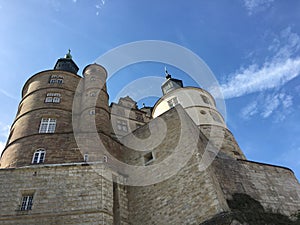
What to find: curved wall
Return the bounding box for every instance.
[0,64,111,168]
[152,87,245,160]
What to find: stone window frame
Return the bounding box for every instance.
[116,119,128,132]
[39,118,56,133]
[32,149,46,164]
[167,97,179,108]
[20,194,34,211]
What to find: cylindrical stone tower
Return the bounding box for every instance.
[0,53,111,168]
[152,73,246,160]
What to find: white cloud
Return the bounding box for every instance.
[221,28,300,99]
[241,101,258,119]
[0,122,10,138]
[240,91,293,121]
[0,89,18,100]
[243,0,275,15]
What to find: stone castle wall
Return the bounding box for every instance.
[0,163,129,225]
[123,106,230,224]
[212,156,300,217]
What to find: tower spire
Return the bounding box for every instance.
[165,66,171,79]
[65,49,72,59]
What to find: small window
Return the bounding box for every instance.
[49,79,56,84]
[20,195,33,211]
[143,152,155,165]
[45,93,61,103]
[90,77,96,81]
[89,109,95,115]
[32,149,46,164]
[167,97,179,108]
[39,118,56,133]
[136,113,144,122]
[57,79,63,84]
[49,75,64,84]
[84,154,89,162]
[90,92,96,97]
[45,97,53,103]
[117,119,128,132]
[201,95,211,105]
[52,97,60,103]
[200,110,206,115]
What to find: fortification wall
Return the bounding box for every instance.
[124,106,230,224]
[212,157,300,217]
[0,163,129,225]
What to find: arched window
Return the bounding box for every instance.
[32,149,46,164]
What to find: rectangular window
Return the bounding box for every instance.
[20,195,33,211]
[45,93,61,103]
[57,79,63,84]
[167,97,179,108]
[117,119,128,132]
[84,154,89,162]
[52,97,60,103]
[39,118,56,133]
[49,75,64,84]
[32,149,46,164]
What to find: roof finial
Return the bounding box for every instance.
[165,66,171,79]
[65,49,72,59]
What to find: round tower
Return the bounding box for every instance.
[152,73,246,159]
[79,64,111,135]
[0,52,84,168]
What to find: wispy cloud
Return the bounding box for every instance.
[95,0,106,16]
[240,91,293,121]
[0,122,10,138]
[0,89,18,100]
[221,27,300,99]
[243,0,275,15]
[241,101,258,119]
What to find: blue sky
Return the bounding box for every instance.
[0,0,299,180]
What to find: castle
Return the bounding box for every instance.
[0,52,300,225]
